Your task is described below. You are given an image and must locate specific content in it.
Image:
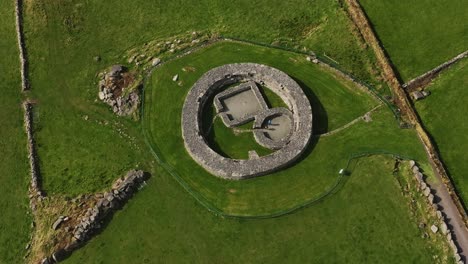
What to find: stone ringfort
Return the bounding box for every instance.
[181,63,313,180]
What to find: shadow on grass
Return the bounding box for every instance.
[279,78,328,169]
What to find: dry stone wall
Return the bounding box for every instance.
[23,102,43,207]
[41,170,149,264]
[409,161,465,263]
[182,63,313,180]
[15,0,28,91]
[403,51,468,90]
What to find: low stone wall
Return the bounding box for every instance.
[409,161,464,263]
[42,170,149,264]
[23,102,43,206]
[182,63,313,180]
[15,0,29,91]
[403,51,468,90]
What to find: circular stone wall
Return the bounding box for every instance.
[181,63,313,180]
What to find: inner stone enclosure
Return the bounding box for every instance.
[182,63,313,180]
[213,81,294,150]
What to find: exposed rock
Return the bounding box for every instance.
[172,74,179,82]
[436,210,443,219]
[312,58,319,64]
[52,217,64,230]
[423,187,431,197]
[52,249,68,262]
[420,181,427,190]
[431,225,438,233]
[97,65,140,116]
[411,91,426,101]
[455,253,461,261]
[415,172,424,184]
[152,58,161,66]
[41,258,50,264]
[440,222,448,234]
[428,194,434,204]
[412,166,420,174]
[94,56,101,62]
[449,240,458,253]
[409,160,416,168]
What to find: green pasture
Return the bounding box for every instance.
[360,0,468,81]
[65,156,444,263]
[416,60,468,204]
[144,41,433,216]
[0,1,32,263]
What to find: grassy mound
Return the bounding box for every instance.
[144,41,432,215]
[416,60,468,204]
[360,0,468,81]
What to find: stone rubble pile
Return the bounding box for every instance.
[98,65,140,116]
[41,170,148,264]
[409,160,464,264]
[72,170,147,242]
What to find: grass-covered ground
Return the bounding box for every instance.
[144,41,435,216]
[0,1,32,262]
[360,0,468,81]
[65,156,447,263]
[416,60,468,204]
[21,0,381,196]
[4,0,454,262]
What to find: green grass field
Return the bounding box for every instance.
[1,0,456,262]
[144,41,435,216]
[0,1,32,263]
[21,0,380,196]
[416,60,468,204]
[360,0,468,81]
[64,156,445,263]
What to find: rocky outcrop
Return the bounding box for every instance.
[98,65,140,116]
